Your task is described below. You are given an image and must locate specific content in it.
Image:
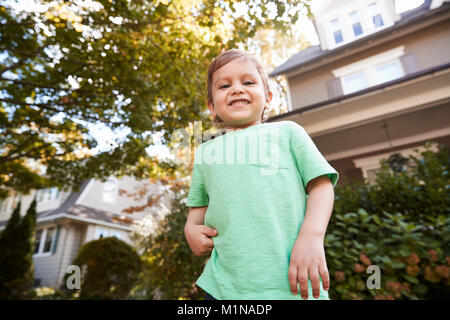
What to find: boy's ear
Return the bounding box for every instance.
[267,91,273,104]
[207,100,215,116]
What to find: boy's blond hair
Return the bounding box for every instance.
[207,50,271,128]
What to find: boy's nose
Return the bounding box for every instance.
[232,87,244,94]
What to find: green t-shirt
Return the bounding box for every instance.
[186,120,339,300]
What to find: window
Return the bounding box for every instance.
[111,230,123,240]
[333,47,406,95]
[10,193,19,211]
[366,167,381,185]
[95,226,123,240]
[33,227,57,256]
[349,11,363,37]
[34,229,43,254]
[37,188,60,203]
[95,226,110,239]
[0,197,11,212]
[330,18,343,44]
[102,177,118,204]
[375,60,404,84]
[369,2,384,28]
[49,187,59,200]
[43,227,55,253]
[37,189,43,202]
[342,72,367,94]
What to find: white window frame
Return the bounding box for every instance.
[374,59,404,85]
[95,226,110,239]
[49,187,59,200]
[349,10,364,38]
[330,18,344,45]
[332,46,405,94]
[33,226,57,257]
[95,226,123,240]
[368,2,385,29]
[341,71,368,94]
[36,187,60,205]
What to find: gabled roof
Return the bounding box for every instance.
[36,179,134,227]
[269,0,438,77]
[0,179,134,229]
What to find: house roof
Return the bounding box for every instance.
[37,179,133,227]
[0,179,134,229]
[269,0,439,77]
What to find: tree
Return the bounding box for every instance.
[0,198,37,299]
[62,236,142,299]
[0,0,309,199]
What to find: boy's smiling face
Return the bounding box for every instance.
[207,59,272,130]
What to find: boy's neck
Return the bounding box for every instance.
[224,121,262,134]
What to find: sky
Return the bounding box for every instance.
[7,0,426,160]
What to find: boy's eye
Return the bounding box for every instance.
[219,81,254,89]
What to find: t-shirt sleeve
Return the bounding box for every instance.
[186,147,209,207]
[288,121,339,190]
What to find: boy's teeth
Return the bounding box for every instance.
[232,100,248,105]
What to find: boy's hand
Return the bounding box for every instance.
[184,224,218,257]
[288,234,330,300]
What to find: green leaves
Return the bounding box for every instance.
[1,0,308,197]
[326,143,450,300]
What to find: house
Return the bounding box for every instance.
[0,176,169,289]
[268,0,450,184]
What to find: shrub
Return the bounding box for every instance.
[326,142,450,300]
[62,237,142,299]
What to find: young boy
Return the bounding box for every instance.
[184,50,339,300]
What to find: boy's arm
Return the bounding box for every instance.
[288,175,334,300]
[185,206,218,257]
[186,206,208,226]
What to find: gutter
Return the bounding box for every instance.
[36,213,133,231]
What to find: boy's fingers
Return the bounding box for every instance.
[288,264,298,295]
[309,266,320,299]
[298,268,309,300]
[319,265,330,291]
[202,237,214,248]
[201,226,218,237]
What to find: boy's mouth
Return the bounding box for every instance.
[229,99,251,107]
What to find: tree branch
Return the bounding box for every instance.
[0,57,28,75]
[0,98,124,125]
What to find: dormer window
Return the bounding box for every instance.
[36,187,60,203]
[102,177,118,204]
[330,18,343,44]
[369,2,384,28]
[349,11,363,37]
